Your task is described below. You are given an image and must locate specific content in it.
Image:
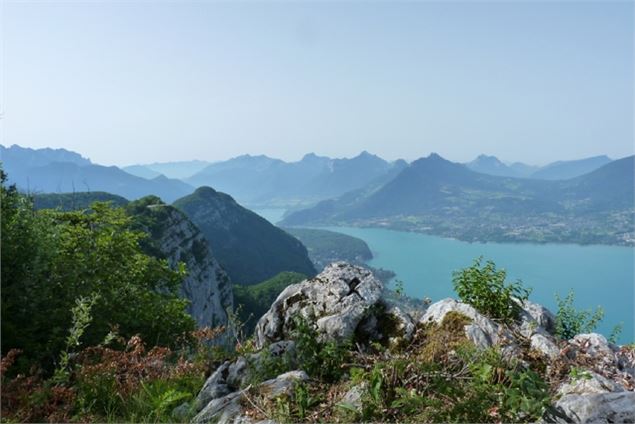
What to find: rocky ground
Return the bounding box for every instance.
[181,263,635,423]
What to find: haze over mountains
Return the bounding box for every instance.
[1,145,194,203]
[124,160,211,180]
[465,154,613,180]
[2,143,632,245]
[282,153,635,245]
[183,151,408,208]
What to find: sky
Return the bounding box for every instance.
[1,1,633,166]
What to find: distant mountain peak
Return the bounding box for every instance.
[476,154,496,160]
[408,153,463,173]
[471,154,505,165]
[353,150,378,160]
[418,152,453,164]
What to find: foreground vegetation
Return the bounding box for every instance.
[234,259,625,424]
[1,170,229,422]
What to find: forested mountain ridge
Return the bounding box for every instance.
[33,191,129,211]
[174,186,316,285]
[18,189,235,332]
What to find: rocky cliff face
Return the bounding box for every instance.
[128,197,233,331]
[187,262,635,424]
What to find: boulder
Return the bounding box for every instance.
[519,299,556,335]
[192,390,246,424]
[552,392,635,423]
[419,298,513,349]
[568,333,617,358]
[530,333,560,359]
[259,370,309,398]
[557,371,624,396]
[194,341,296,412]
[338,384,365,412]
[254,262,383,348]
[192,371,309,424]
[384,304,417,344]
[195,361,233,411]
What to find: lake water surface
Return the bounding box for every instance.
[255,208,635,344]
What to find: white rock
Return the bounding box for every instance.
[193,370,309,424]
[530,333,561,359]
[195,361,232,411]
[195,341,296,413]
[520,299,556,335]
[259,370,309,398]
[419,298,512,348]
[192,390,245,424]
[552,392,635,423]
[254,262,383,348]
[339,384,365,412]
[557,371,624,396]
[570,333,617,357]
[143,203,233,332]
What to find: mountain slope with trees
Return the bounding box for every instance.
[174,187,316,285]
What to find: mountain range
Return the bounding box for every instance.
[123,160,211,180]
[465,154,612,180]
[1,145,195,203]
[184,151,408,208]
[3,143,632,244]
[3,143,618,208]
[282,154,635,245]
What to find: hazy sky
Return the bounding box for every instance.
[2,1,633,166]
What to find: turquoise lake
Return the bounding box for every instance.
[255,208,635,344]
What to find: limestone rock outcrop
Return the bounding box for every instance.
[130,198,233,330]
[254,262,383,348]
[189,261,633,424]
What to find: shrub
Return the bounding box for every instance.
[453,257,531,323]
[0,330,226,423]
[554,290,605,340]
[1,174,196,374]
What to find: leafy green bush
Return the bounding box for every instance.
[453,257,531,323]
[1,171,195,374]
[554,290,605,340]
